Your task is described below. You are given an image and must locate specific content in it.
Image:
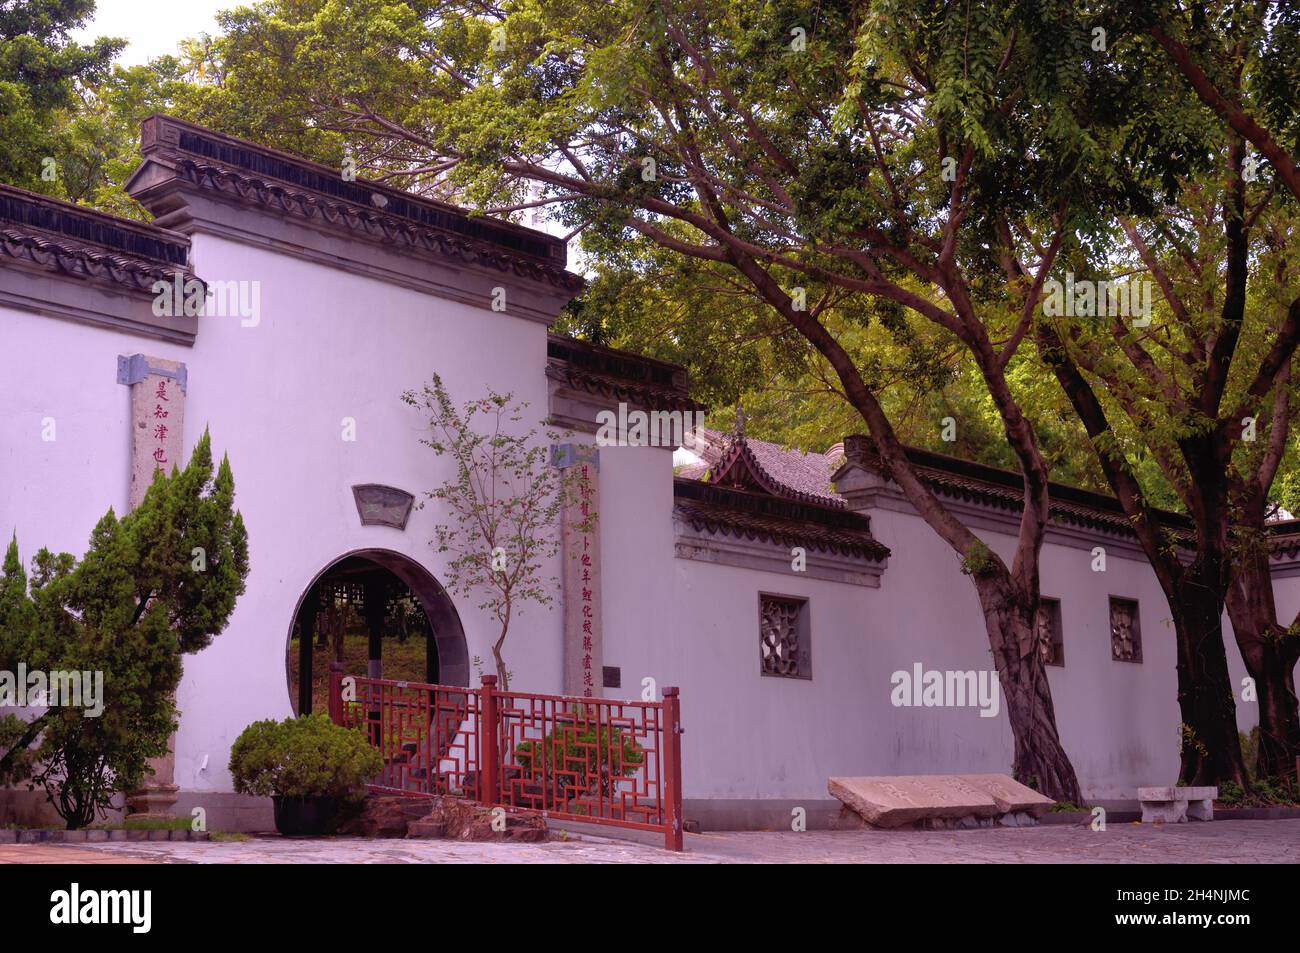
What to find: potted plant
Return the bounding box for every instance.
[229,714,383,836]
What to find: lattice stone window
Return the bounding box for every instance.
[1036,597,1064,667]
[1109,597,1142,662]
[760,594,811,679]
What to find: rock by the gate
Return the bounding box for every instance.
[448,803,547,843]
[828,775,1000,829]
[341,793,549,842]
[402,796,548,842]
[959,774,1056,818]
[339,795,435,838]
[406,817,449,839]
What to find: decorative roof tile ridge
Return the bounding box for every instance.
[0,182,191,266]
[841,435,1194,535]
[675,478,864,528]
[709,433,844,508]
[673,479,889,560]
[159,150,584,293]
[545,334,700,410]
[0,224,193,294]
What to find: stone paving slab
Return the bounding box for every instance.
[0,845,156,864]
[0,819,1296,864]
[829,775,1000,827]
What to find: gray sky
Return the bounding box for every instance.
[70,0,231,66]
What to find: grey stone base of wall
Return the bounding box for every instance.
[0,828,209,844]
[684,799,868,832]
[0,788,275,834]
[0,789,126,829]
[173,791,275,833]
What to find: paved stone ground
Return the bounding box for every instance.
[2,819,1297,863]
[0,845,155,864]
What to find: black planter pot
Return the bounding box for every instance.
[272,795,342,836]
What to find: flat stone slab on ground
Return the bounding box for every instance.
[828,775,1000,828]
[959,774,1056,817]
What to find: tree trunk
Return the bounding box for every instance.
[330,613,345,664]
[1254,640,1300,781]
[493,610,511,690]
[492,645,509,690]
[973,574,1082,803]
[734,255,1081,802]
[1170,566,1251,786]
[1225,546,1300,782]
[1036,319,1262,791]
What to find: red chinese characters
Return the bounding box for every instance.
[578,463,595,697]
[151,379,171,468]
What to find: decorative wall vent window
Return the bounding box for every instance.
[351,484,415,529]
[760,594,811,679]
[1109,597,1142,662]
[1036,597,1064,667]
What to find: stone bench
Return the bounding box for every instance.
[1137,786,1217,823]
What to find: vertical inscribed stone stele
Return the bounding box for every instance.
[118,353,187,819]
[553,443,603,697]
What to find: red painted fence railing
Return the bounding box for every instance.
[330,668,684,851]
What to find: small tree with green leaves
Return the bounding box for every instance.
[403,375,574,690]
[515,713,645,801]
[0,430,248,828]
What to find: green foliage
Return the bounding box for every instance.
[157,0,1238,502]
[1049,802,1085,813]
[228,714,382,801]
[120,816,193,830]
[44,57,198,217]
[959,540,1001,578]
[1216,776,1297,808]
[1178,722,1210,766]
[402,374,571,689]
[514,712,645,799]
[1239,727,1260,781]
[0,431,248,828]
[0,0,121,192]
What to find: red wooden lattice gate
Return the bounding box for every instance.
[329,669,684,850]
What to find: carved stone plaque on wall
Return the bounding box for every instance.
[118,354,187,509]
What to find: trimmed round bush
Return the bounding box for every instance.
[229,714,382,801]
